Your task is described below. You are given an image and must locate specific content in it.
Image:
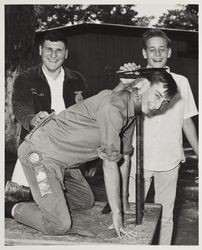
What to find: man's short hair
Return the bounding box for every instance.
[145,70,178,100]
[142,29,171,49]
[40,30,68,48]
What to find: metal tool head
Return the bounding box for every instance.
[116,67,168,79]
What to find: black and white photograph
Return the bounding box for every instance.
[3,1,199,247]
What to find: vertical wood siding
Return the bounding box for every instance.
[35,25,198,108]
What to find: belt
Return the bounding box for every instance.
[28,112,55,139]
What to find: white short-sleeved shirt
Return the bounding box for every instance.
[131,71,198,172]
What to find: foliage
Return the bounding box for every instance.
[5,5,36,71]
[34,5,153,30]
[35,4,198,31]
[5,70,21,153]
[5,5,36,152]
[5,4,198,153]
[136,16,155,27]
[156,4,198,31]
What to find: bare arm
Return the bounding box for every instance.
[102,159,135,238]
[113,63,141,92]
[183,117,198,157]
[119,155,131,212]
[102,160,122,235]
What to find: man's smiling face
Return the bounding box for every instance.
[142,37,172,68]
[39,40,68,73]
[141,81,170,116]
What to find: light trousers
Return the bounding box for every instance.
[14,140,94,235]
[128,165,180,245]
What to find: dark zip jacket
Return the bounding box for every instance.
[12,65,89,141]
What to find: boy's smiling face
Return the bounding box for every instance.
[141,81,170,116]
[142,37,172,68]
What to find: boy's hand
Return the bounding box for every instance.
[111,212,136,239]
[30,111,49,128]
[118,62,141,86]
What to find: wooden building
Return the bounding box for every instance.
[35,23,198,96]
[35,23,198,124]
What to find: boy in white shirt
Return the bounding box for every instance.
[116,29,198,245]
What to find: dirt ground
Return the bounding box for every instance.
[5,144,198,245]
[83,144,199,245]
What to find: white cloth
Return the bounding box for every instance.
[12,158,29,185]
[42,67,65,114]
[130,71,198,172]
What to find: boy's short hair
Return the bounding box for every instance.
[145,70,178,100]
[40,30,68,48]
[142,29,171,49]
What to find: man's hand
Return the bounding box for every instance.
[102,159,135,239]
[30,111,49,128]
[110,212,136,239]
[113,62,141,92]
[118,62,141,86]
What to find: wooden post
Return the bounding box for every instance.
[135,113,144,224]
[133,88,144,225]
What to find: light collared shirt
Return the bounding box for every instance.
[42,67,65,114]
[131,69,198,172]
[28,90,136,169]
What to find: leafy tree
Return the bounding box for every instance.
[7,4,197,152]
[4,4,151,153]
[5,5,36,152]
[85,5,139,25]
[35,5,80,30]
[156,4,198,31]
[136,16,155,27]
[34,4,152,30]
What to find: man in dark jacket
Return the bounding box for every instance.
[13,30,89,142]
[8,30,93,211]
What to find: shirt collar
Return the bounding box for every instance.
[42,66,64,84]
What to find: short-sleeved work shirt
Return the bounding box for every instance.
[27,90,136,168]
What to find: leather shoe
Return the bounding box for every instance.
[5,181,33,203]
